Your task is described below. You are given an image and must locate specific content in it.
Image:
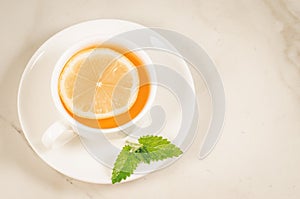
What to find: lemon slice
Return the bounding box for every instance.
[58,47,139,119]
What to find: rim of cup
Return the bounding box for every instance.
[51,36,157,134]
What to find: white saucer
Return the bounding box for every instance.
[17,19,199,184]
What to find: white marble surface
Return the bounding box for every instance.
[1,0,300,198]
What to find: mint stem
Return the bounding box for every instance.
[125,140,143,152]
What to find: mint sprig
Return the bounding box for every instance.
[111,135,183,184]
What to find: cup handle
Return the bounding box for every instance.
[42,121,77,149]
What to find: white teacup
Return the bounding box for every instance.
[42,36,157,148]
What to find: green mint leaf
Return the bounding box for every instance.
[138,135,183,162]
[111,136,183,184]
[111,145,140,184]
